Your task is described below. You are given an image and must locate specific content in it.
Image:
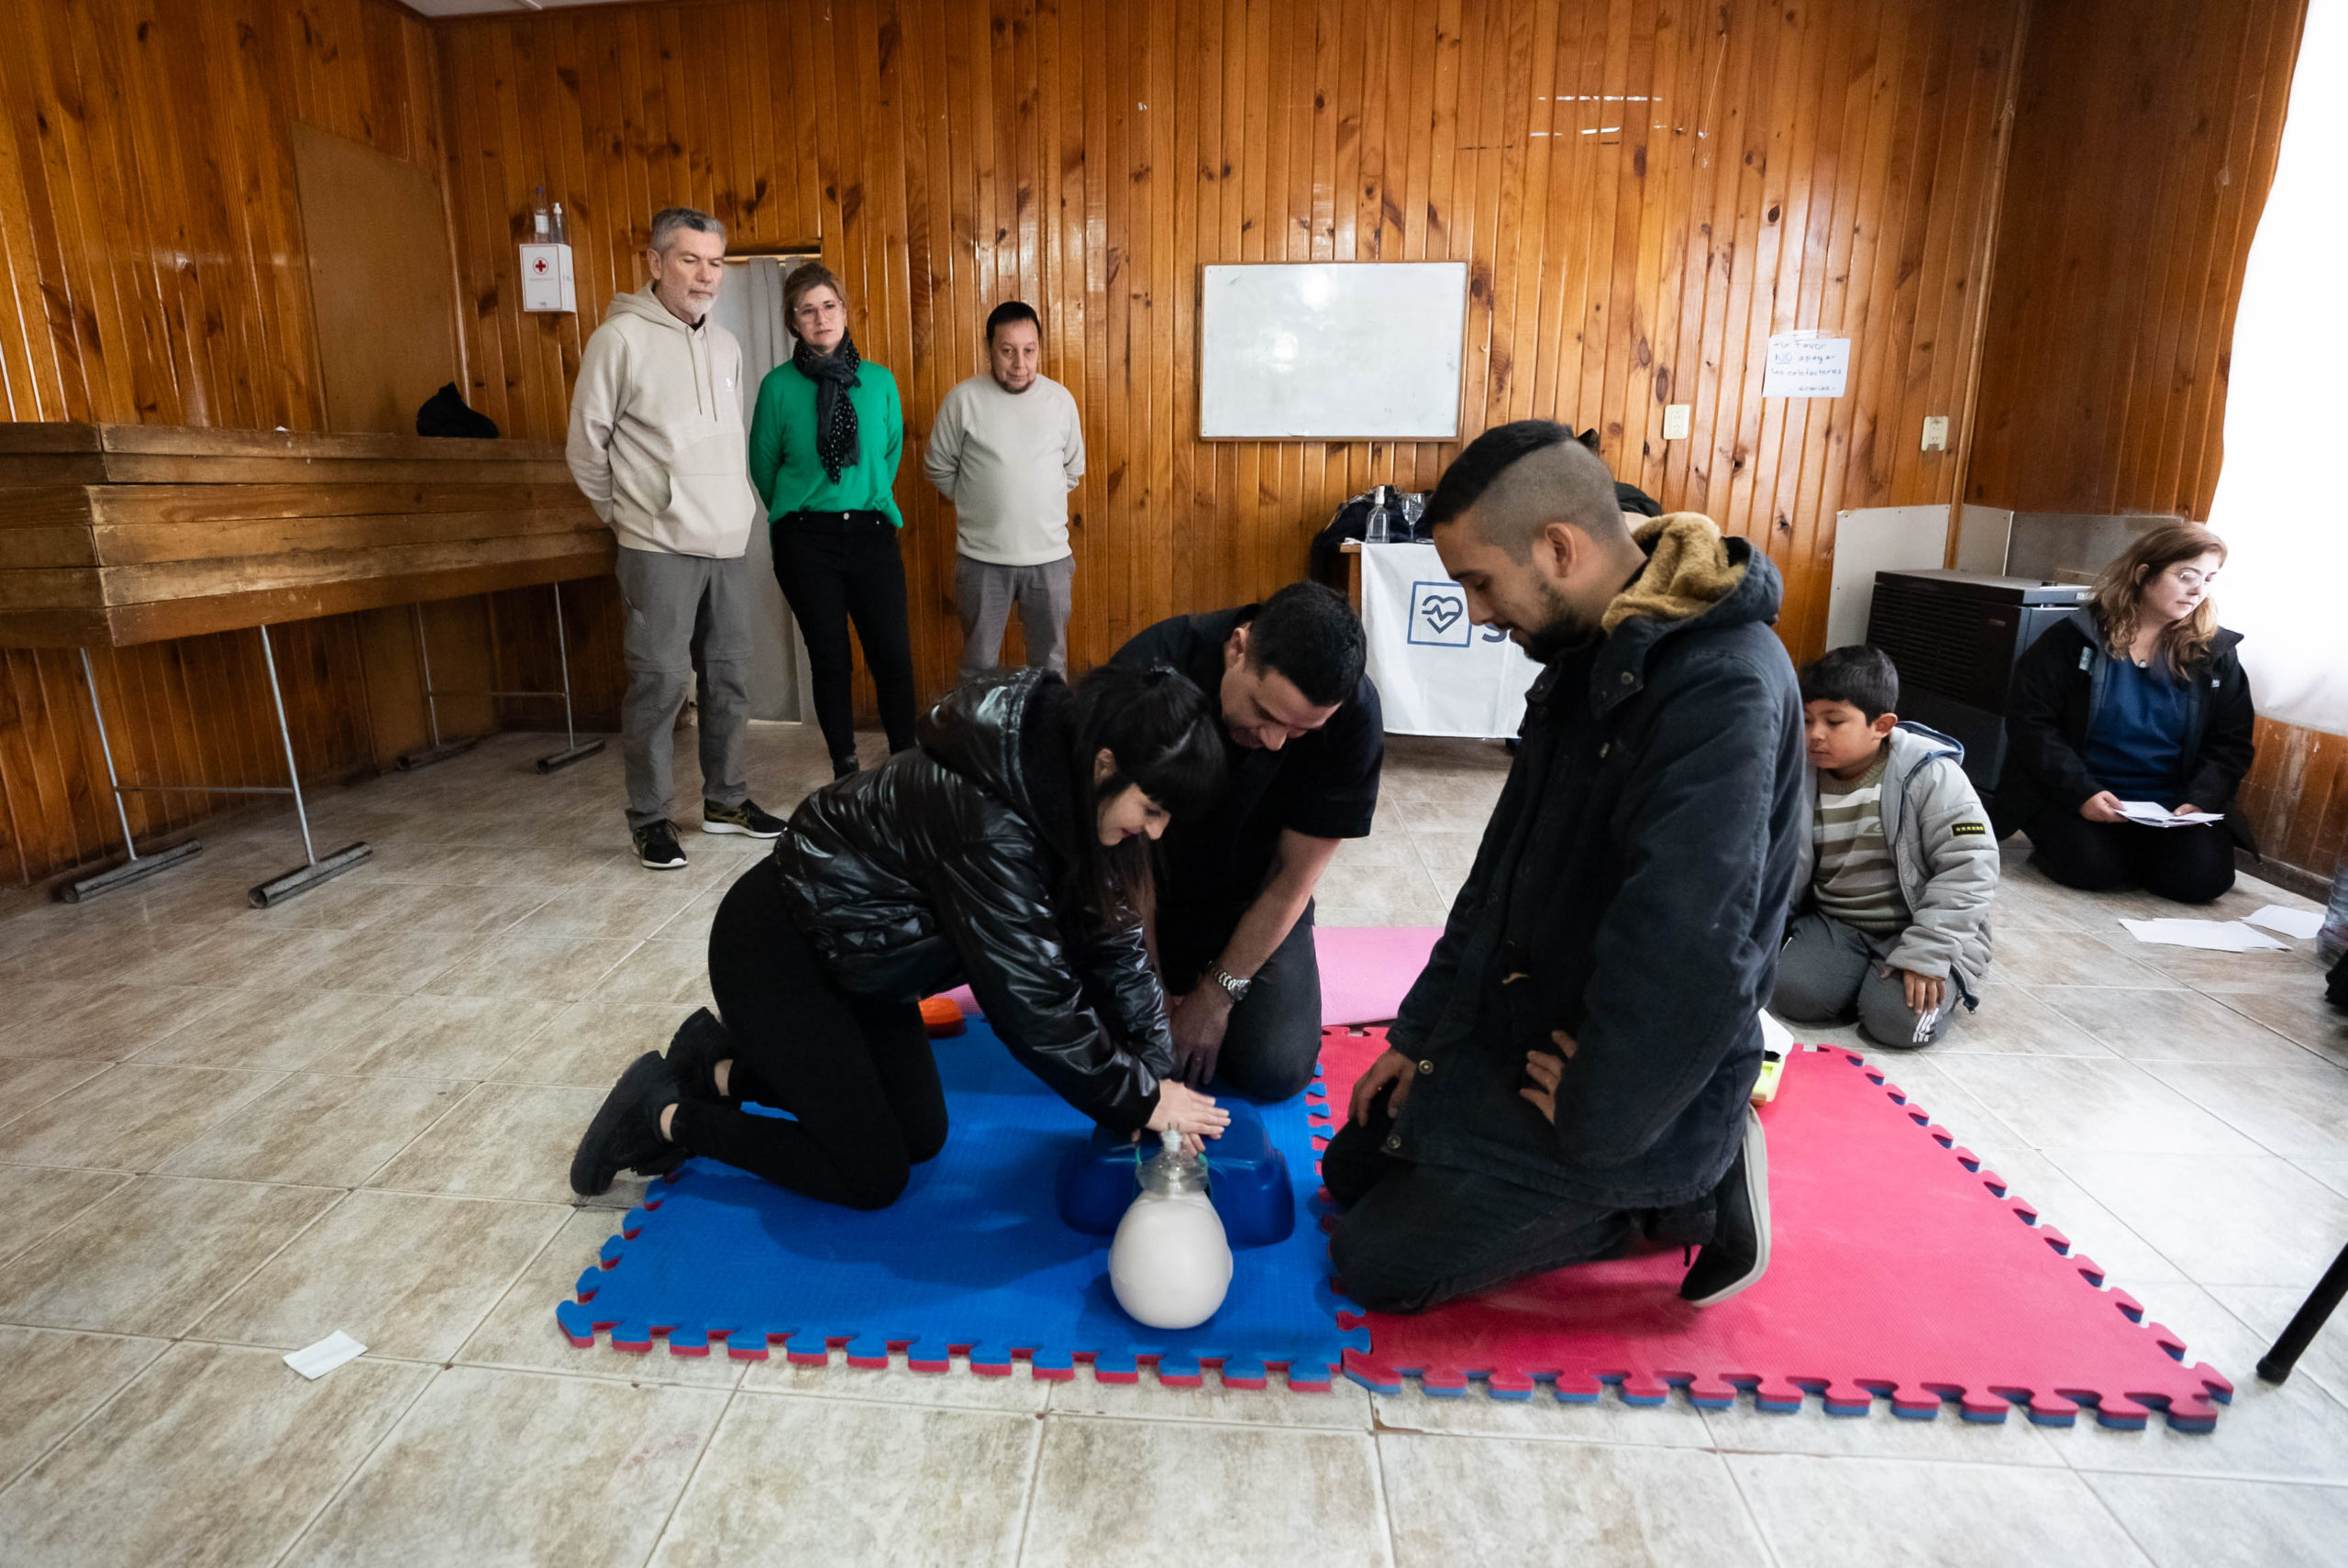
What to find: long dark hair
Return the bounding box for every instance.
[1063,664,1225,929]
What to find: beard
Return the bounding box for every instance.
[1519,580,1603,665]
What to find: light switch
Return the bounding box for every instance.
[1921,414,1950,452]
[1662,403,1692,441]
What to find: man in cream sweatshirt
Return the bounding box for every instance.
[923,302,1086,679]
[567,206,784,870]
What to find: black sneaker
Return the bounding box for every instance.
[1680,1108,1770,1307]
[632,820,688,869]
[831,754,861,781]
[702,799,785,838]
[664,1007,737,1101]
[569,1052,684,1197]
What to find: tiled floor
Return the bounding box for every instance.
[0,723,2342,1567]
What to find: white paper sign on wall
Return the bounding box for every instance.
[1762,332,1849,398]
[520,243,576,314]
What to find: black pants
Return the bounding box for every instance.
[772,510,918,762]
[1160,901,1325,1099]
[675,858,947,1209]
[1323,1087,1633,1315]
[2024,809,2236,904]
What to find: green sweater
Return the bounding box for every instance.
[747,359,905,526]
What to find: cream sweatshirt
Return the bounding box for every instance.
[565,285,759,558]
[922,373,1085,566]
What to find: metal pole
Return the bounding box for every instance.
[412,602,444,751]
[2258,1240,2348,1386]
[256,624,317,866]
[78,647,139,864]
[551,580,577,752]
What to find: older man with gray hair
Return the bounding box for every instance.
[568,205,786,870]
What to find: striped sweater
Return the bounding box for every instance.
[1812,748,1911,934]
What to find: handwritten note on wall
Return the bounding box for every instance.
[1763,334,1851,398]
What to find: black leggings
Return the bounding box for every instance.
[2024,808,2237,905]
[676,858,947,1209]
[772,510,918,762]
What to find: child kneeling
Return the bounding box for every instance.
[1772,646,1997,1047]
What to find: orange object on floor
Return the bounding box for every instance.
[919,994,967,1037]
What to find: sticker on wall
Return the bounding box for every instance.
[1763,332,1850,398]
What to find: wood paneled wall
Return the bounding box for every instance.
[0,0,467,886]
[439,0,2029,713]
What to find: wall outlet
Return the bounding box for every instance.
[1921,414,1950,452]
[1662,403,1692,441]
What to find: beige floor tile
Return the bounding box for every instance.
[1329,832,1425,867]
[2301,1159,2348,1199]
[2137,1059,2348,1159]
[1047,1363,1372,1430]
[0,1326,170,1489]
[587,938,716,1007]
[1931,1057,2263,1156]
[0,1055,113,1115]
[0,1342,429,1568]
[0,1176,338,1334]
[1383,1432,1765,1567]
[0,984,234,1061]
[0,1167,134,1265]
[280,1365,726,1568]
[1992,872,2099,932]
[342,878,559,935]
[1936,986,2116,1056]
[280,924,499,996]
[0,1063,282,1171]
[139,922,331,990]
[456,1208,746,1387]
[1407,830,1485,871]
[1936,1141,2187,1286]
[2206,1282,2348,1402]
[739,1346,1051,1411]
[336,992,568,1078]
[2086,1474,2348,1568]
[127,987,400,1072]
[1315,858,1445,912]
[2049,1149,2348,1289]
[506,881,705,942]
[418,932,638,1001]
[2099,933,2320,994]
[1700,1391,2066,1462]
[2033,986,2318,1066]
[1998,929,2180,989]
[2212,987,2348,1062]
[490,999,686,1088]
[155,1073,471,1186]
[194,1190,567,1361]
[1373,1384,1714,1446]
[647,1394,1038,1568]
[366,1080,618,1204]
[1724,1452,2149,1567]
[1022,1417,1387,1568]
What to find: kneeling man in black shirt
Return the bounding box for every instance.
[1113,582,1381,1099]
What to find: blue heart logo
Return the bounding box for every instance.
[1421,596,1464,634]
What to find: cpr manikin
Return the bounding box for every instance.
[1109,1130,1234,1330]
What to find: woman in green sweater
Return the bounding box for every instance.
[749,263,916,776]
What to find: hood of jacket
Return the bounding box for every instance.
[914,670,1081,867]
[1572,513,1783,721]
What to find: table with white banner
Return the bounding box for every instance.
[1357,540,1541,738]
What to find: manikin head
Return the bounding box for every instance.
[1423,421,1646,664]
[645,207,726,324]
[785,262,849,355]
[988,301,1043,393]
[1215,582,1365,753]
[1800,645,1901,778]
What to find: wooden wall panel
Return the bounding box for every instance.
[439,0,2028,718]
[0,0,476,889]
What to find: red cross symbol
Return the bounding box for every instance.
[533,257,550,274]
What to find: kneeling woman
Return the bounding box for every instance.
[1997,522,2257,904]
[571,664,1232,1208]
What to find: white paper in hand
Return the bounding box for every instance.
[283,1331,367,1381]
[2243,905,2324,941]
[2114,801,2224,828]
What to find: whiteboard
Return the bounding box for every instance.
[1200,262,1467,439]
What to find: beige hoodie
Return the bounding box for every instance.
[565,285,758,558]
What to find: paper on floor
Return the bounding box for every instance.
[2244,904,2324,941]
[2114,801,2225,828]
[283,1331,367,1381]
[2118,917,2290,952]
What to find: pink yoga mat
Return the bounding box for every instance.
[1309,1027,2232,1430]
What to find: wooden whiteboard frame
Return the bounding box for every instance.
[1197,261,1468,441]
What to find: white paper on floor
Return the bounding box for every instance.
[283,1331,367,1381]
[2118,917,2290,953]
[2243,904,2324,941]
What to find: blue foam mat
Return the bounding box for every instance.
[557,1018,1367,1386]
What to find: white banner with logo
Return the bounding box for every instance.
[1359,541,1542,738]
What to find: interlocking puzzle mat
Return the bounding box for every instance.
[1311,1027,2232,1430]
[1313,925,1444,1025]
[558,1019,1367,1386]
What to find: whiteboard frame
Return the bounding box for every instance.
[1196,261,1469,442]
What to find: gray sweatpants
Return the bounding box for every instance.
[613,544,753,830]
[1770,911,1958,1048]
[955,553,1075,679]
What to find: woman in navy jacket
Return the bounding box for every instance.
[1994,522,2256,904]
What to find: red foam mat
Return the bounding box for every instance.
[1311,1027,2232,1430]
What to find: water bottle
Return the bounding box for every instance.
[1108,1130,1234,1330]
[1364,501,1393,546]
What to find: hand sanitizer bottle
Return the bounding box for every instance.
[1108,1130,1234,1330]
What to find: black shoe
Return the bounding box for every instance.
[702,799,786,838]
[1680,1108,1770,1307]
[831,754,861,781]
[664,1007,737,1101]
[632,820,688,870]
[570,1052,684,1197]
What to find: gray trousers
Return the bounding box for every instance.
[1770,911,1957,1048]
[613,544,752,830]
[955,553,1074,679]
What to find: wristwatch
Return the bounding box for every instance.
[1207,966,1252,1003]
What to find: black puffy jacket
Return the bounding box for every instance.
[771,669,1172,1132]
[1993,611,2259,853]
